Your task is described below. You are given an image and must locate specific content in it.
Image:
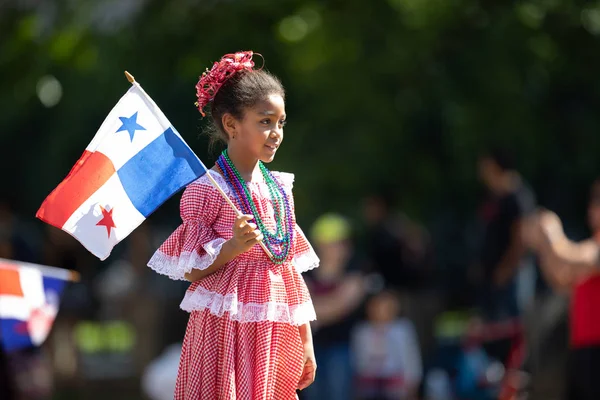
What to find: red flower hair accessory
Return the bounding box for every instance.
[195,51,257,116]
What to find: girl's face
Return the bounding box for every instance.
[367,292,400,323]
[233,94,286,163]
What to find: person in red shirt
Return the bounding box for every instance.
[526,179,600,400]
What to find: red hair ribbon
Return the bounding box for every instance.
[195,51,257,117]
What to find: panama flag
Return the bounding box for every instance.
[37,83,207,260]
[0,258,72,352]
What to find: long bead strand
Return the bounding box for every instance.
[216,150,293,263]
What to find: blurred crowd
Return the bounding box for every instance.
[0,147,592,400]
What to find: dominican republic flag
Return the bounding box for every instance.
[0,258,72,352]
[37,84,207,260]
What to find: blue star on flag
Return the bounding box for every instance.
[116,111,146,141]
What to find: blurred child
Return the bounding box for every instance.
[352,289,422,400]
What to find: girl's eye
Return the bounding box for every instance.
[279,120,287,127]
[260,119,271,125]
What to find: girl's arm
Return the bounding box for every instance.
[184,215,263,282]
[299,321,314,349]
[297,321,317,390]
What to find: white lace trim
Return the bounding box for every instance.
[193,170,231,194]
[180,286,317,325]
[272,171,295,189]
[292,250,320,274]
[192,170,295,191]
[147,238,226,281]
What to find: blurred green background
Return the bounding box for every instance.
[4,0,600,225]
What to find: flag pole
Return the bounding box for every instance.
[124,71,274,260]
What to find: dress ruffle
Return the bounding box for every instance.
[147,170,319,324]
[180,285,316,325]
[148,238,226,281]
[292,224,320,273]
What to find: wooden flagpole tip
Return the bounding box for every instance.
[124,71,135,83]
[69,270,81,282]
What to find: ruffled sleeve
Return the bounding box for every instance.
[292,224,320,273]
[147,174,226,280]
[271,171,320,274]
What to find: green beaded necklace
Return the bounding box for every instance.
[217,150,294,263]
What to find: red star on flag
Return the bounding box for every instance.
[96,205,116,238]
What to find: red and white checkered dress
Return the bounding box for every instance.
[148,170,319,400]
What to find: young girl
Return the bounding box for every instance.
[351,289,422,400]
[147,51,319,399]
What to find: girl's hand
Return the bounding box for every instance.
[183,215,262,282]
[229,214,263,254]
[297,344,317,391]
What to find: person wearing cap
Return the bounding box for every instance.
[302,213,367,400]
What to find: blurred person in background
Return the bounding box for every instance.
[302,213,367,400]
[362,189,438,360]
[474,147,536,390]
[525,179,600,400]
[363,189,431,291]
[351,288,422,400]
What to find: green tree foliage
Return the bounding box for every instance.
[2,0,600,232]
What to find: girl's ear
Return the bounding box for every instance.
[222,113,238,140]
